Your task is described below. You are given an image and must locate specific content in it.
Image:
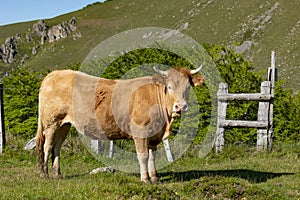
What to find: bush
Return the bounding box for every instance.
[203,44,262,144]
[2,67,43,138]
[273,81,300,142]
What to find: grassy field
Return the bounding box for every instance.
[0,134,299,199]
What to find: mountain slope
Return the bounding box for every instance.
[0,0,299,90]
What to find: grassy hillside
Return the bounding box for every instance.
[0,0,299,90]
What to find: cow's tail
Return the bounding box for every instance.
[36,94,45,172]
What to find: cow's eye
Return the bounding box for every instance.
[168,84,172,90]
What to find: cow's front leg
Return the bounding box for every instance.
[148,146,159,183]
[134,138,150,183]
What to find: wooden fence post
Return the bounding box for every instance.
[91,139,102,154]
[216,83,228,153]
[257,81,271,151]
[91,139,173,161]
[0,84,5,154]
[109,140,114,158]
[91,140,115,158]
[267,51,276,150]
[163,138,174,162]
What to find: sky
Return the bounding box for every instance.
[0,0,104,26]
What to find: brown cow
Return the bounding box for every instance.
[36,66,204,183]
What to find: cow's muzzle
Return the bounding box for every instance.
[173,102,188,116]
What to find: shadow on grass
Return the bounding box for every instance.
[62,168,294,184]
[64,173,90,179]
[159,169,294,183]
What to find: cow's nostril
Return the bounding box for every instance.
[174,104,181,112]
[174,103,188,112]
[182,104,188,111]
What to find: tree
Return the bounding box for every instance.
[2,67,42,138]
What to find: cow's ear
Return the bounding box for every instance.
[190,74,204,87]
[152,74,166,86]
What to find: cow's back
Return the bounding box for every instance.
[39,70,168,142]
[39,70,130,140]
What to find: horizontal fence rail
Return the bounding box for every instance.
[219,120,268,128]
[218,94,272,101]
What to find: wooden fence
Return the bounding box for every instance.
[215,51,276,153]
[91,138,174,162]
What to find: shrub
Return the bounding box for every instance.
[202,44,262,144]
[2,67,42,138]
[273,81,300,142]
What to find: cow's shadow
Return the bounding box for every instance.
[64,168,294,183]
[158,169,294,183]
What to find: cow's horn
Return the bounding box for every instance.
[190,65,203,75]
[153,66,167,76]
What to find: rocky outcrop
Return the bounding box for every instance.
[32,20,48,45]
[234,41,253,54]
[20,54,28,65]
[0,37,17,63]
[0,17,79,64]
[25,33,33,42]
[48,18,78,43]
[15,33,21,40]
[31,18,78,44]
[32,46,39,55]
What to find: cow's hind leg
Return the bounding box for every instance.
[134,138,150,183]
[42,124,59,177]
[148,146,159,183]
[51,123,71,178]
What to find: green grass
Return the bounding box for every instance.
[1,134,300,199]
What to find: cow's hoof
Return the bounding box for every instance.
[39,173,49,178]
[53,174,62,179]
[150,177,160,184]
[141,178,151,184]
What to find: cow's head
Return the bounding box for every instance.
[153,66,204,116]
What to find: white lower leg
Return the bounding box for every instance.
[148,148,158,183]
[52,154,61,177]
[137,153,149,183]
[43,141,52,176]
